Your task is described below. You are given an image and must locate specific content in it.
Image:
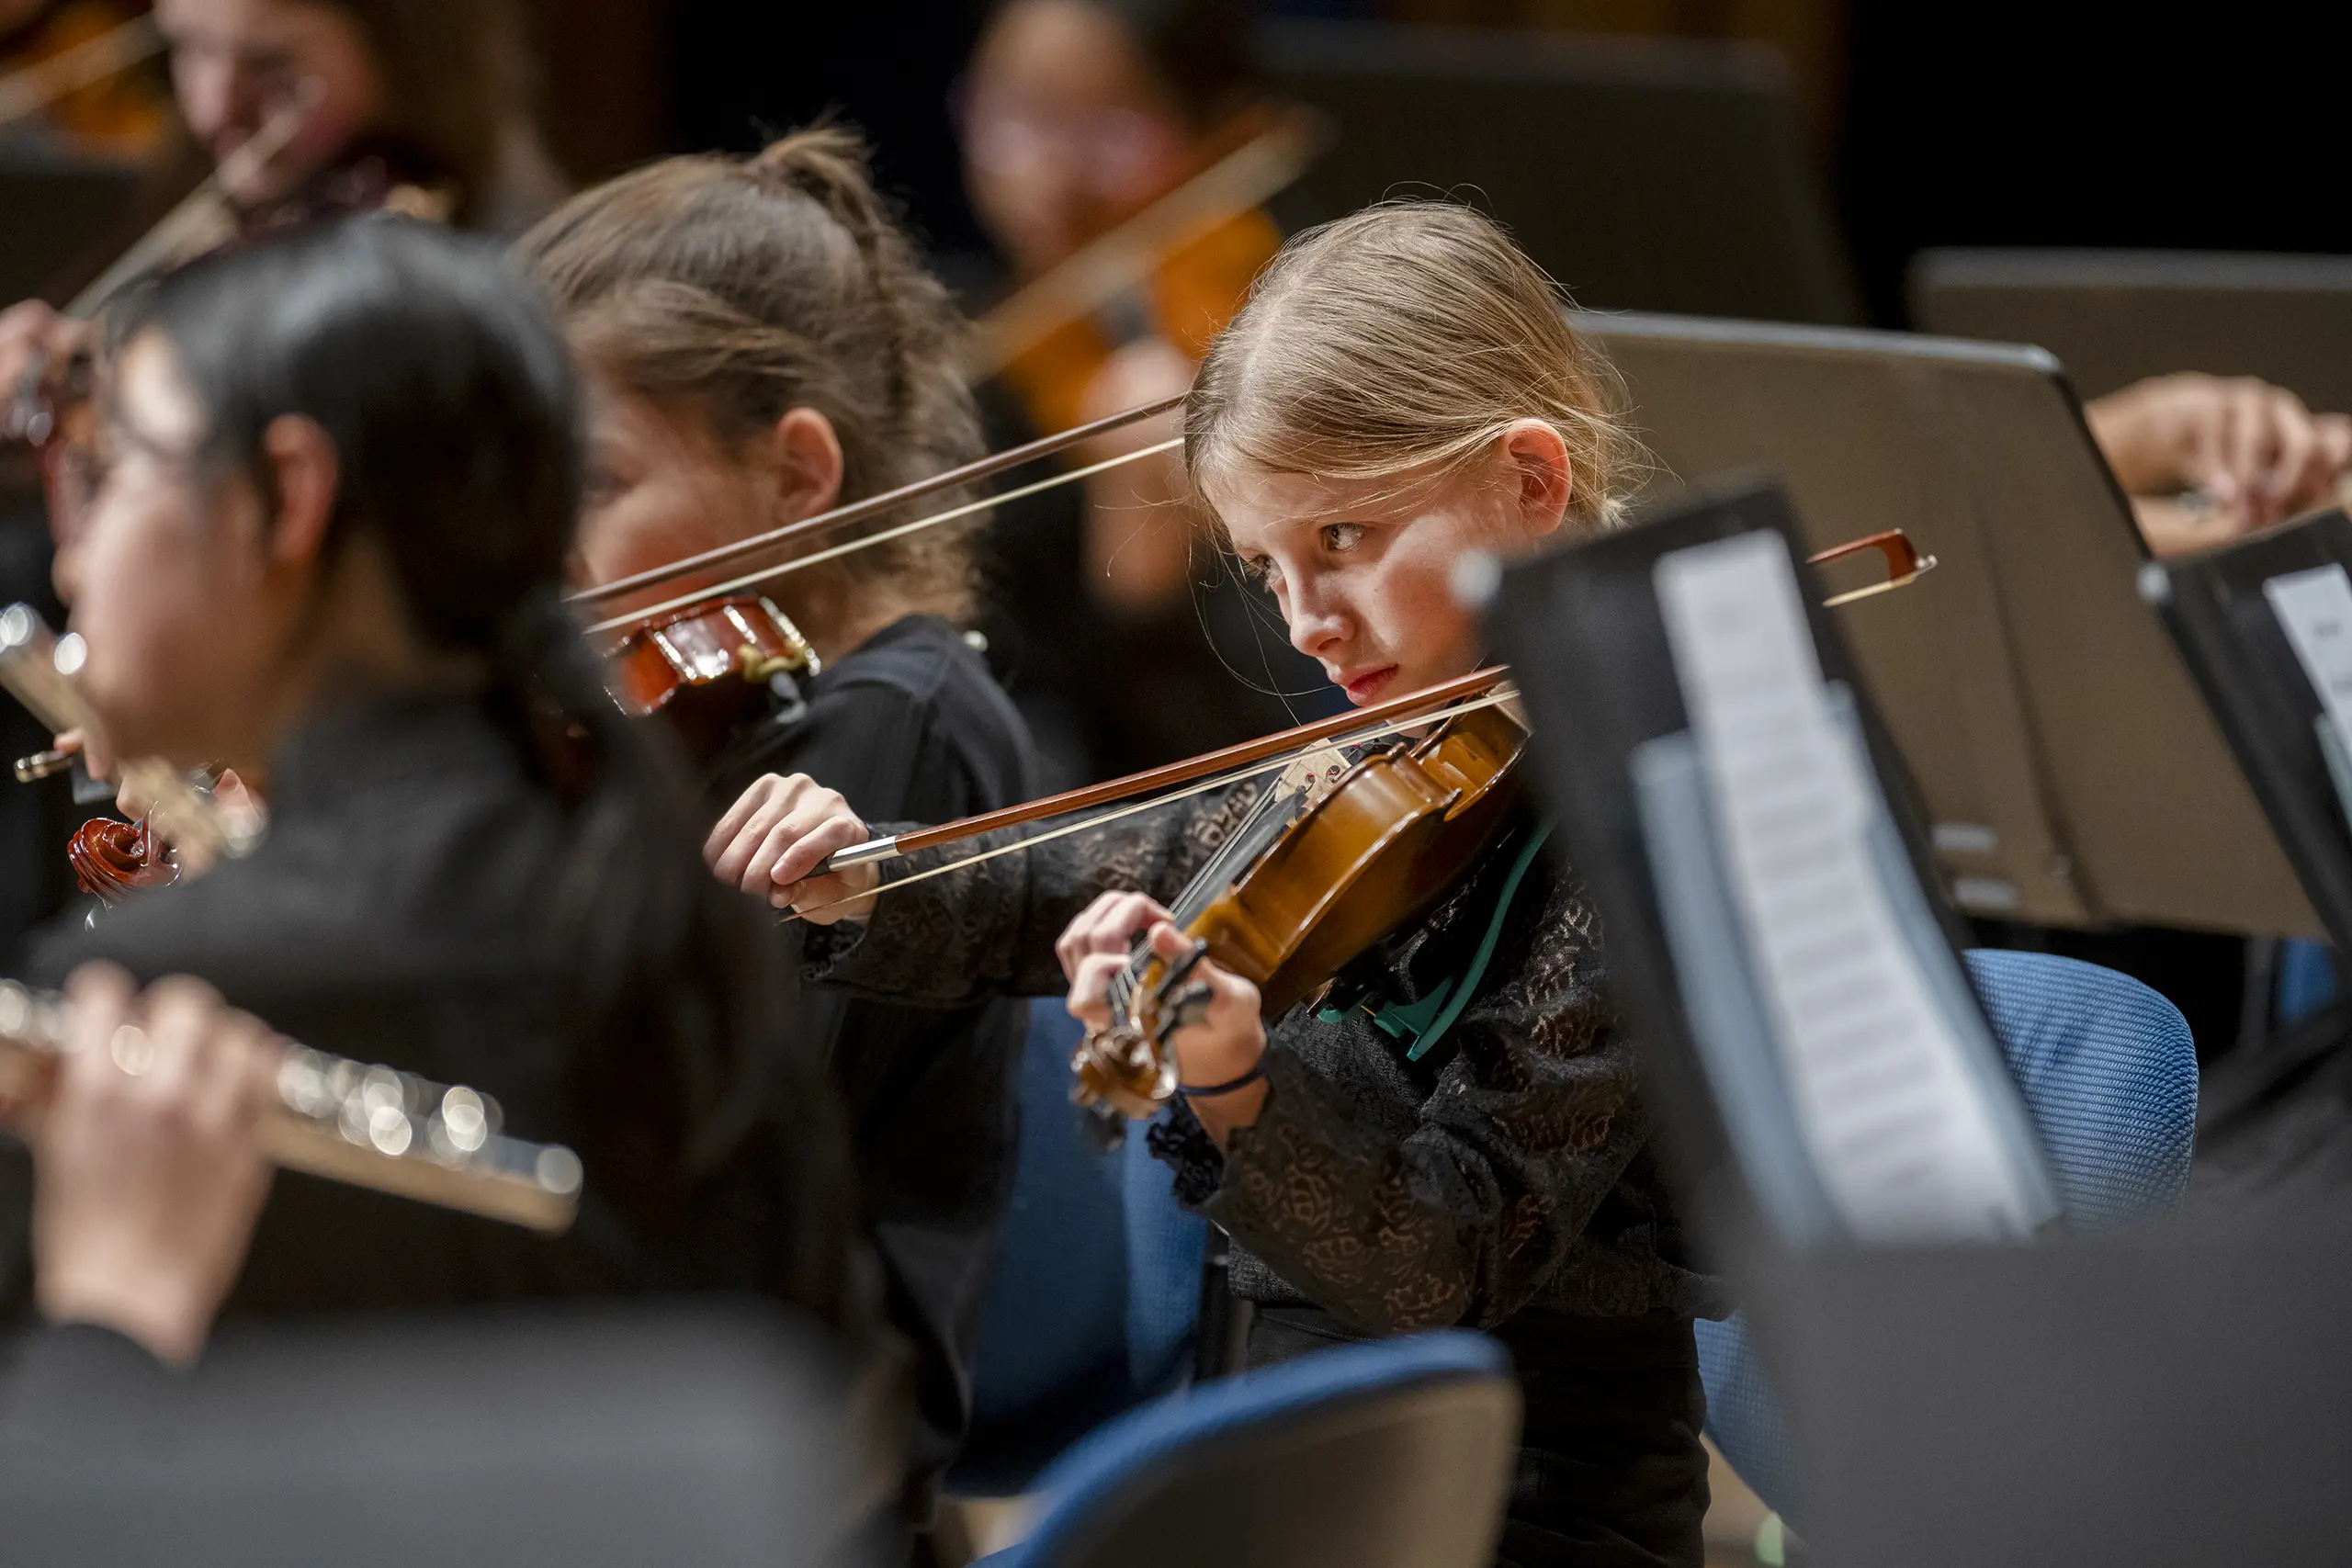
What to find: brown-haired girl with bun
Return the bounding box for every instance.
[516,129,1039,1524]
[716,200,1725,1568]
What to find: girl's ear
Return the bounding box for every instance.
[1499,420,1574,543]
[767,406,846,525]
[259,413,340,570]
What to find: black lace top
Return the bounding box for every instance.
[806,780,1728,1333]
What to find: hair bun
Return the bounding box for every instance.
[748,127,890,249]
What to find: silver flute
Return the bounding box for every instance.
[0,980,581,1235]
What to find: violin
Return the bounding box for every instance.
[1075,671,1523,1123]
[68,813,179,903]
[967,106,1329,434]
[11,93,456,520]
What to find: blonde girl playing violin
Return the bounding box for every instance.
[712,203,1727,1568]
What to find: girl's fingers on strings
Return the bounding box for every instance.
[1066,951,1131,1033]
[1055,891,1172,982]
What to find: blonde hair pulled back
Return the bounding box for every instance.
[1185,202,1642,533]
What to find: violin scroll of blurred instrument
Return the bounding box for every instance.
[960,104,1331,386]
[0,978,581,1233]
[0,604,256,905]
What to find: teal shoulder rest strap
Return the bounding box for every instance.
[1317,821,1555,1063]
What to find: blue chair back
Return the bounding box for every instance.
[1699,948,2199,1520]
[954,1005,1205,1494]
[978,1331,1520,1568]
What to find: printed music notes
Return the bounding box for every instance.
[1655,531,2050,1243]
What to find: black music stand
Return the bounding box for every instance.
[1763,1212,2352,1568]
[1485,476,2055,1255]
[2142,510,2352,953]
[1586,310,2321,940]
[1912,247,2352,411]
[1255,20,1860,324]
[1488,479,2352,1568]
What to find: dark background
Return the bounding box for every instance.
[526,0,2352,325]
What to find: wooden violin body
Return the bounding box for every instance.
[1072,697,1528,1120]
[603,593,820,751]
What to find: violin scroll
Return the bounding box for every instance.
[1071,1022,1177,1122]
[67,817,177,904]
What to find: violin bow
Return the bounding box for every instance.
[570,391,1188,626]
[6,90,321,446]
[789,527,1940,908]
[960,106,1333,382]
[571,108,1329,624]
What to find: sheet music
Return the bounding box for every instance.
[2264,564,2352,757]
[1655,531,2044,1242]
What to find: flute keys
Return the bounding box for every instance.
[0,980,34,1043]
[535,1146,583,1197]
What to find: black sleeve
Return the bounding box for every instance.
[0,1322,175,1444]
[711,680,941,827]
[710,670,1032,843]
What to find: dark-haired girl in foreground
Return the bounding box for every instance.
[0,217,869,1344]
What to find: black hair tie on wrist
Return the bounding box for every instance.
[1175,1060,1269,1099]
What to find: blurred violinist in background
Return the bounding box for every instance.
[0,0,567,964]
[2,0,565,452]
[959,0,1339,787]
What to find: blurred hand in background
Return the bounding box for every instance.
[2086,372,2352,556]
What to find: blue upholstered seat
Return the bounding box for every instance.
[973,1331,1520,1568]
[1698,948,2199,1518]
[951,1005,1205,1495]
[963,953,2197,1526]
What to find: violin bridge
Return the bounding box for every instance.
[1275,744,1352,807]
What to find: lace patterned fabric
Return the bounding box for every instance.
[806,784,1728,1334]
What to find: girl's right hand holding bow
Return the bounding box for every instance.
[704,772,881,923]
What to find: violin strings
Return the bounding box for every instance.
[781,687,1521,925]
[584,436,1184,638]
